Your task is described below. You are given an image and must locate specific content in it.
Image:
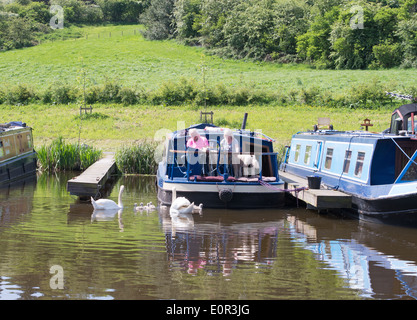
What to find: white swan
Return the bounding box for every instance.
[170,196,195,216]
[147,202,156,210]
[193,203,203,214]
[91,185,124,210]
[134,202,143,211]
[171,187,202,215]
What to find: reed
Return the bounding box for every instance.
[115,141,158,175]
[37,137,102,172]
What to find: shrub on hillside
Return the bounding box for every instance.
[5,84,36,105]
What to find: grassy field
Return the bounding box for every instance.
[1,103,392,152]
[0,24,416,95]
[0,24,409,153]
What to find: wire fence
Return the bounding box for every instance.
[38,27,143,44]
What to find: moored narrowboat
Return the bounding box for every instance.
[157,122,285,209]
[0,122,37,185]
[282,103,417,219]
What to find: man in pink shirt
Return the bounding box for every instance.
[187,128,208,149]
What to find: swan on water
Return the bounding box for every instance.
[134,202,143,211]
[193,203,203,214]
[91,185,124,210]
[171,187,202,215]
[147,202,156,210]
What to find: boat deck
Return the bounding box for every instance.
[279,170,352,211]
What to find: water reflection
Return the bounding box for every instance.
[159,209,282,277]
[158,203,417,299]
[91,209,124,232]
[1,173,417,299]
[0,176,36,228]
[286,213,417,299]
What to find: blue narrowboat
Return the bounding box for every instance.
[0,122,37,185]
[156,122,285,209]
[282,103,417,218]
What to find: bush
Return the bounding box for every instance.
[151,77,197,105]
[51,83,78,104]
[0,88,6,104]
[5,84,36,105]
[115,142,158,174]
[118,87,138,105]
[98,81,121,103]
[371,41,402,68]
[84,85,101,104]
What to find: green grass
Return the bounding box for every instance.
[0,103,393,152]
[0,24,416,96]
[0,24,410,157]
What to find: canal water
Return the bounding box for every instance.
[1,173,417,300]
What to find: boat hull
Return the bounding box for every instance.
[157,181,285,209]
[354,193,417,217]
[284,164,417,218]
[0,151,37,185]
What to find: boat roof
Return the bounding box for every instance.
[293,130,412,142]
[393,103,417,118]
[0,121,29,133]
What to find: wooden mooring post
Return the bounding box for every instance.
[80,105,92,116]
[200,111,214,124]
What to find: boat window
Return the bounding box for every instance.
[324,148,333,170]
[354,152,365,177]
[407,114,417,133]
[294,144,301,163]
[304,145,312,165]
[343,150,352,174]
[390,112,402,135]
[27,134,32,149]
[401,161,417,181]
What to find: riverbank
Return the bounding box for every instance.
[1,103,392,151]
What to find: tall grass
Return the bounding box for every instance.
[115,141,158,175]
[37,137,102,172]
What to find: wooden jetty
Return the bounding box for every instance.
[279,170,352,211]
[67,153,117,199]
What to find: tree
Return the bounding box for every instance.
[140,0,176,40]
[328,1,399,69]
[396,13,417,67]
[173,0,202,43]
[2,16,34,50]
[222,0,277,59]
[296,7,340,67]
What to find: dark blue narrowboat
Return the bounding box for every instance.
[0,122,37,185]
[282,103,417,218]
[156,121,285,209]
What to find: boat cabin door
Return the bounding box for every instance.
[313,141,323,169]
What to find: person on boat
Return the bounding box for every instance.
[220,129,240,177]
[220,129,239,153]
[187,128,209,150]
[187,128,209,175]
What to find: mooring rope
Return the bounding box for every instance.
[258,179,308,193]
[258,180,307,208]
